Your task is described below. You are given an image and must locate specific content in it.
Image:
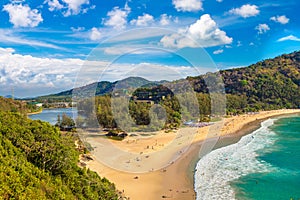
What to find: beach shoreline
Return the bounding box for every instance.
[26,109,43,115]
[82,109,300,200]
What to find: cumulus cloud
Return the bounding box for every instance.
[160,14,172,26]
[229,4,260,18]
[89,27,101,41]
[130,14,154,26]
[277,35,300,42]
[44,0,91,16]
[2,4,43,27]
[0,47,212,97]
[44,0,63,11]
[213,49,224,54]
[104,4,130,30]
[172,0,203,12]
[255,24,270,34]
[0,48,81,97]
[270,15,289,24]
[160,14,233,48]
[63,0,90,16]
[0,47,15,54]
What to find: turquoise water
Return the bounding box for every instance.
[232,116,300,200]
[195,115,300,200]
[28,108,77,125]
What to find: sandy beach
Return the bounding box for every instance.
[80,109,300,200]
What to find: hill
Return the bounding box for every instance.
[0,98,119,199]
[188,51,300,112]
[0,96,26,113]
[35,76,167,103]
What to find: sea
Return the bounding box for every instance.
[195,115,300,200]
[28,108,77,125]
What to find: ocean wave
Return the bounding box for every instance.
[195,119,278,200]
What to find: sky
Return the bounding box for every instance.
[0,0,299,97]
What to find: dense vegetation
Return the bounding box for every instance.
[0,99,119,199]
[0,96,26,114]
[0,96,45,114]
[41,51,300,129]
[189,51,300,113]
[55,113,76,131]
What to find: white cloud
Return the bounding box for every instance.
[0,47,15,54]
[270,15,289,24]
[44,0,63,11]
[277,35,300,42]
[44,0,91,16]
[255,24,270,34]
[104,4,131,30]
[62,0,89,16]
[229,4,260,18]
[213,49,224,54]
[89,27,101,41]
[172,0,203,12]
[160,14,171,26]
[130,13,154,26]
[2,4,43,27]
[0,48,213,97]
[216,0,223,2]
[0,48,81,97]
[160,14,233,48]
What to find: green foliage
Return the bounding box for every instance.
[190,51,300,114]
[25,103,43,113]
[55,113,75,131]
[0,97,27,114]
[0,108,118,199]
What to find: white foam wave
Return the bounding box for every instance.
[195,119,278,200]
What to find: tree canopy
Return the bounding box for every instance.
[0,98,119,199]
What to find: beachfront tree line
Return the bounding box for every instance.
[77,91,226,131]
[77,94,183,131]
[0,99,119,199]
[77,86,298,131]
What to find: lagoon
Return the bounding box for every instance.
[28,108,77,125]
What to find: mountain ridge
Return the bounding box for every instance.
[34,51,300,110]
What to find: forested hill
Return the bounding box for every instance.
[0,96,26,113]
[35,77,154,102]
[0,98,119,199]
[188,51,300,110]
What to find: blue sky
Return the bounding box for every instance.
[0,0,299,97]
